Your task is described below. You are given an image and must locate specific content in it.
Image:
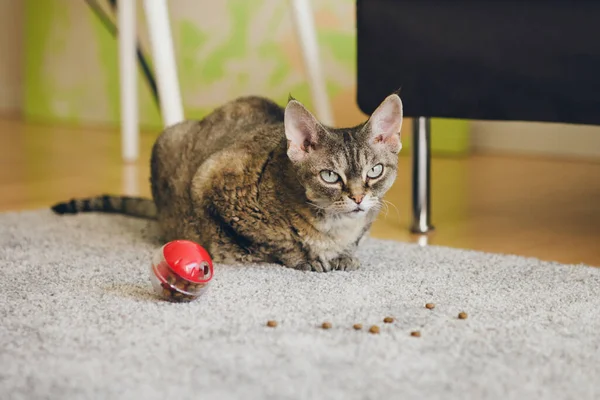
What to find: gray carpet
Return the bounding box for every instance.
[1,210,599,400]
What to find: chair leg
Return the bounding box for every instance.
[143,0,184,128]
[118,0,138,162]
[410,117,434,234]
[289,0,334,126]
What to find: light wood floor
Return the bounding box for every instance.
[1,116,599,266]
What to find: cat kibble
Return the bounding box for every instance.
[383,317,394,323]
[322,322,332,330]
[458,312,468,320]
[369,325,380,334]
[425,303,435,309]
[353,324,363,330]
[266,320,277,328]
[149,240,214,303]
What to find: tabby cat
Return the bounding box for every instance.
[52,94,403,272]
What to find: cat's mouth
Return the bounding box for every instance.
[348,207,365,214]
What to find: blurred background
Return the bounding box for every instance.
[1,0,599,265]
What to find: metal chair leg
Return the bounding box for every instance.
[410,117,434,234]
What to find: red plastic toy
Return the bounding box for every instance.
[149,240,214,302]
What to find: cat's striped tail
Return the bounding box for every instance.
[51,195,157,219]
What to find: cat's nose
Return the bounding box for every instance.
[350,194,364,204]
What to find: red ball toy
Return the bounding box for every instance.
[149,240,214,302]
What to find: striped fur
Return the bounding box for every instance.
[51,195,156,219]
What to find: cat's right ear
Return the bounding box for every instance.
[284,100,322,163]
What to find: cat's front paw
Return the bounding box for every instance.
[329,254,360,271]
[293,259,332,273]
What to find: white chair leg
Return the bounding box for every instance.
[118,0,138,162]
[143,0,184,128]
[289,0,334,126]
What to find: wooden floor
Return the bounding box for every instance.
[2,116,599,267]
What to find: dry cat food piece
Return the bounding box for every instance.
[458,312,468,319]
[321,322,332,330]
[369,325,380,334]
[425,303,435,309]
[410,331,421,337]
[159,282,200,302]
[157,279,207,302]
[383,317,394,323]
[353,324,363,330]
[266,320,278,328]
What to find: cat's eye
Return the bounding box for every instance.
[367,164,384,179]
[320,170,340,184]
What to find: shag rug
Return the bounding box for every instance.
[1,210,599,400]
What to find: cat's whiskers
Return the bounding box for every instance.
[381,199,401,221]
[306,201,330,216]
[373,200,389,218]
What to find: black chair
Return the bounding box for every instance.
[357,0,600,233]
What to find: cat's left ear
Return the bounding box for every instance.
[364,94,403,153]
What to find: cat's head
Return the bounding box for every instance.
[284,93,403,218]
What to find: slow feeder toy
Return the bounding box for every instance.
[149,240,214,302]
